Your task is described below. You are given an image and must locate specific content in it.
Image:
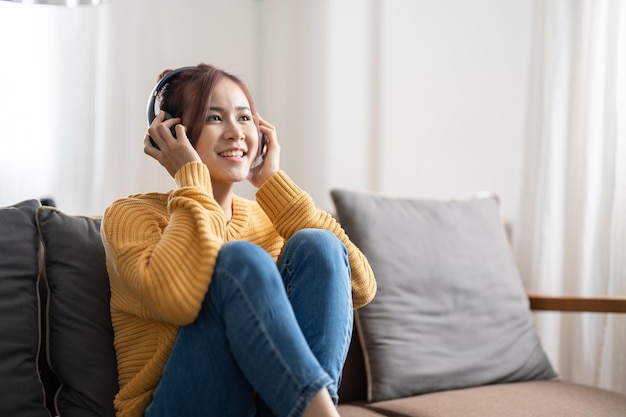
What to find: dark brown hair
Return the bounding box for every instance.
[157,63,259,148]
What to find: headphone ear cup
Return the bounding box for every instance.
[146,66,193,149]
[149,137,160,150]
[146,66,194,129]
[147,113,178,150]
[259,132,267,156]
[164,113,177,139]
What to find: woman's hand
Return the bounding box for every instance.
[144,111,202,177]
[248,114,281,188]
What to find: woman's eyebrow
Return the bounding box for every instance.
[208,106,251,112]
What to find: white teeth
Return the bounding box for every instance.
[220,150,244,157]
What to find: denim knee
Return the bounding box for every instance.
[216,241,275,281]
[282,229,350,286]
[289,229,347,256]
[217,240,269,265]
[210,240,284,304]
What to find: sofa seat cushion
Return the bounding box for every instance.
[338,403,391,417]
[363,380,626,417]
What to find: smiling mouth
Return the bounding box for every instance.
[218,150,245,158]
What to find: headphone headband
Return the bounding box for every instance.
[146,66,195,127]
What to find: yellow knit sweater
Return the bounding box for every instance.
[101,162,376,417]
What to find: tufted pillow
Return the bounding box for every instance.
[36,206,118,417]
[0,199,49,416]
[331,189,556,402]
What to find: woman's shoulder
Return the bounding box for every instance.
[107,192,170,209]
[103,192,170,227]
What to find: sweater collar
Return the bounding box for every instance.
[226,196,249,238]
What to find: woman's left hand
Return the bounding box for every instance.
[248,114,280,188]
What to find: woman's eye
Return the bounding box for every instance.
[207,115,221,122]
[239,115,252,122]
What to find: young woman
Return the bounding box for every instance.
[100,63,376,417]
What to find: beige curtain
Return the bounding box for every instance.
[516,0,626,394]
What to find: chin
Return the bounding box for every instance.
[230,170,251,183]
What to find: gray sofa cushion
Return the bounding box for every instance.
[331,189,556,402]
[36,206,118,417]
[0,199,48,417]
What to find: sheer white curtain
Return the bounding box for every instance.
[516,0,625,394]
[0,2,168,214]
[0,1,262,214]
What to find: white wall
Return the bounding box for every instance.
[255,0,533,233]
[377,0,532,225]
[1,0,533,233]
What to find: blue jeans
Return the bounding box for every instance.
[144,229,353,417]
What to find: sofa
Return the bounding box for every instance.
[1,195,625,417]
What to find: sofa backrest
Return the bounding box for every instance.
[0,200,48,417]
[0,200,118,417]
[338,317,367,403]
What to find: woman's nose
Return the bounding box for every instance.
[223,120,245,141]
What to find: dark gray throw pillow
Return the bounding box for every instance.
[331,189,556,402]
[0,199,49,417]
[36,206,118,417]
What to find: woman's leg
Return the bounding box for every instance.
[278,229,353,403]
[145,241,332,417]
[256,229,353,416]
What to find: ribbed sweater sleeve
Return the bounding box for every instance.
[102,161,224,326]
[256,171,377,309]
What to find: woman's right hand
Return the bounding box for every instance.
[144,111,202,177]
[248,114,281,188]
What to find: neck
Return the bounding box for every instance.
[211,182,234,223]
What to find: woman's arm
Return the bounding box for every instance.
[256,171,377,309]
[102,162,226,325]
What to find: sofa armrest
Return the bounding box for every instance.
[527,293,626,313]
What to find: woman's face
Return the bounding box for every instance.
[192,77,259,185]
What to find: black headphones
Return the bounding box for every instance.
[146,66,266,159]
[146,66,194,148]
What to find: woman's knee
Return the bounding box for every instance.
[212,241,282,295]
[282,229,351,290]
[216,241,270,270]
[289,229,347,258]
